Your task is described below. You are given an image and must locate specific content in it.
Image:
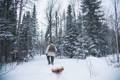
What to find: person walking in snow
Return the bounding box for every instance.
[46,43,57,65]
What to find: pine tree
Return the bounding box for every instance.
[75,12,91,57]
[19,5,38,59]
[81,0,109,57]
[31,4,38,54]
[19,12,33,59]
[76,12,83,56]
[63,5,78,58]
[0,0,17,62]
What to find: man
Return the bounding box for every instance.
[46,43,57,65]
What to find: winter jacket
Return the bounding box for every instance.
[46,44,57,56]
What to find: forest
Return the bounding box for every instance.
[0,0,120,79]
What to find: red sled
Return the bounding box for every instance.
[51,67,64,73]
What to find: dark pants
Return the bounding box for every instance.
[47,56,54,64]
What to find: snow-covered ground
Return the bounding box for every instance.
[0,55,120,80]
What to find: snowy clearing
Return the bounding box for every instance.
[0,55,120,80]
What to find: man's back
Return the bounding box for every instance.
[48,44,56,52]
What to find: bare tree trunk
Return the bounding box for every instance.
[17,0,23,59]
[18,0,23,27]
[45,0,56,43]
[55,11,58,40]
[49,10,52,43]
[113,0,119,62]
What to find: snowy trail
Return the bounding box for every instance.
[0,55,119,80]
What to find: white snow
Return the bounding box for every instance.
[0,55,120,80]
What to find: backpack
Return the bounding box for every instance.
[48,44,56,52]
